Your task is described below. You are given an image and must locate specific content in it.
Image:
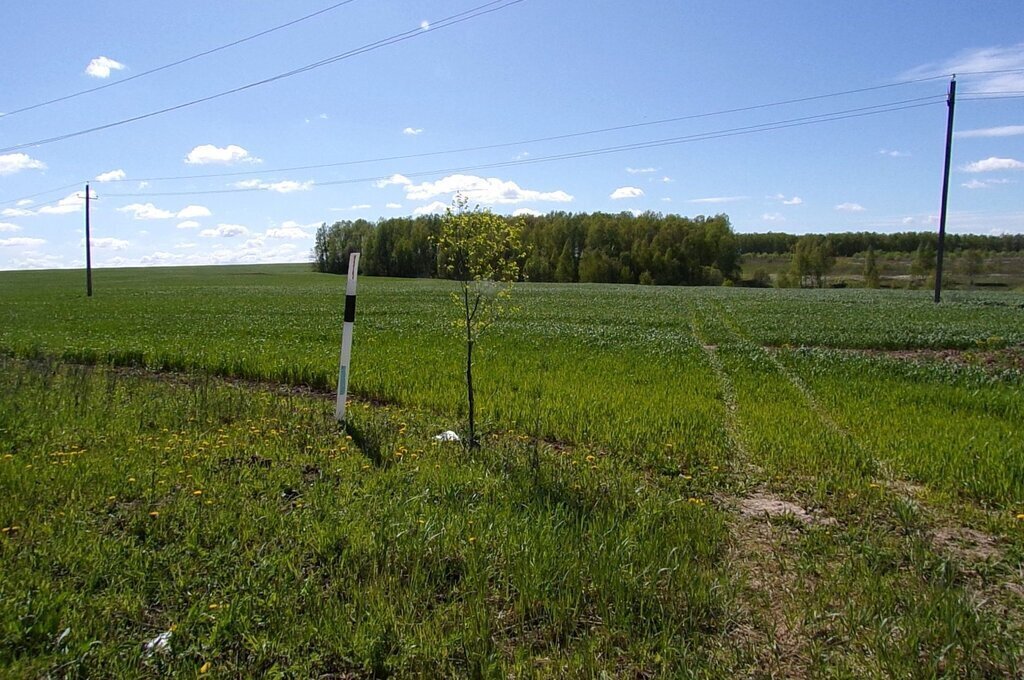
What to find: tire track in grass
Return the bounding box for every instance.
[708,297,879,485]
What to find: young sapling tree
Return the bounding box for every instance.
[435,195,526,448]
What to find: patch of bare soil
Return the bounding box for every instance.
[738,493,837,527]
[932,526,1003,563]
[843,346,1024,372]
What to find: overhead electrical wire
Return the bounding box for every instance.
[0,0,362,119]
[98,76,956,185]
[0,0,525,155]
[96,96,946,198]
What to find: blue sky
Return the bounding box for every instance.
[1,0,1022,270]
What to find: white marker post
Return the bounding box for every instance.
[335,251,360,423]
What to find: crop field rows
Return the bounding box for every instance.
[1,265,1023,676]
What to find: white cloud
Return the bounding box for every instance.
[659,176,673,184]
[771,193,803,205]
[185,144,260,165]
[962,157,1024,172]
[265,180,312,193]
[413,201,449,215]
[385,202,402,209]
[0,222,22,232]
[513,208,542,217]
[688,196,746,204]
[138,181,150,189]
[957,125,1024,139]
[177,205,211,219]
[762,212,785,222]
[266,225,312,239]
[177,220,201,229]
[38,193,86,215]
[403,127,423,136]
[904,43,1024,94]
[420,20,430,30]
[611,186,644,200]
[879,149,910,158]
[661,197,672,203]
[375,173,412,188]
[405,174,573,204]
[200,224,249,238]
[0,237,46,247]
[0,153,46,176]
[902,217,915,225]
[88,237,129,250]
[232,179,312,193]
[349,204,371,210]
[175,243,197,249]
[962,178,1012,189]
[95,169,126,182]
[16,199,33,207]
[118,202,175,220]
[835,202,866,212]
[85,56,125,78]
[2,208,33,217]
[626,167,657,175]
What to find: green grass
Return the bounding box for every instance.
[2,265,1024,676]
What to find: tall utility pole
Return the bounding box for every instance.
[85,183,93,297]
[934,76,956,303]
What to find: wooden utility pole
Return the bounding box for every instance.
[85,183,93,297]
[934,76,956,303]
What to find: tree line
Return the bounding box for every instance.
[313,210,1021,286]
[314,211,741,286]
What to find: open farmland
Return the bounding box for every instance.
[2,264,1024,676]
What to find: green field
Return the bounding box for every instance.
[2,265,1023,677]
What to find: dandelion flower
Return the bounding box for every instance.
[149,511,160,518]
[193,490,203,496]
[200,661,211,673]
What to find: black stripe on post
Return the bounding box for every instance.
[344,294,357,323]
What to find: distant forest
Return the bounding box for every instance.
[312,211,1023,285]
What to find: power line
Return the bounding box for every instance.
[95,75,955,185]
[0,182,85,208]
[0,0,525,155]
[0,0,361,119]
[98,96,945,198]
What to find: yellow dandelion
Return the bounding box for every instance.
[468,537,476,543]
[193,490,203,496]
[585,455,595,462]
[107,496,116,501]
[149,511,160,518]
[128,477,136,483]
[200,661,211,674]
[1016,513,1024,521]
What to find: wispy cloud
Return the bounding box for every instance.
[762,212,785,222]
[962,178,1012,189]
[85,56,125,78]
[413,201,448,215]
[513,208,542,217]
[835,202,866,212]
[200,224,249,238]
[626,167,657,175]
[903,43,1024,93]
[879,149,911,158]
[405,174,573,204]
[0,222,22,232]
[0,237,46,247]
[962,157,1024,172]
[956,125,1024,139]
[688,196,746,204]
[232,179,313,193]
[403,127,423,136]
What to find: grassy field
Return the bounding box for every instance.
[1,264,1023,677]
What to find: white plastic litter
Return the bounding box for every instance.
[433,430,461,442]
[142,630,172,656]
